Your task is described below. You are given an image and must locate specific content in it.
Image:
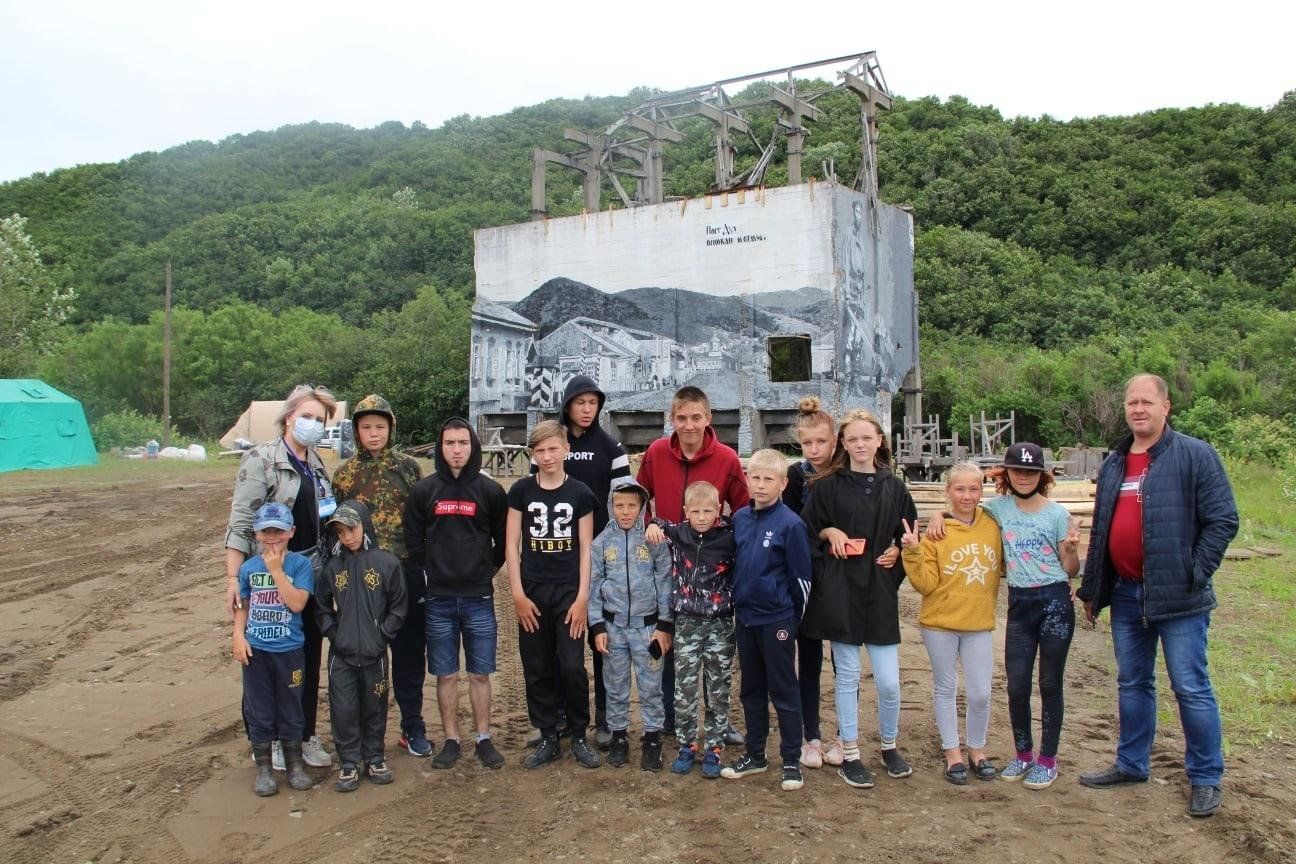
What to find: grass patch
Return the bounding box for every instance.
[1210,460,1296,748]
[0,452,237,494]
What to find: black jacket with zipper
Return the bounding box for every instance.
[314,500,407,665]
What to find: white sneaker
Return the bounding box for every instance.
[301,735,333,768]
[799,739,824,769]
[250,740,287,771]
[821,738,845,767]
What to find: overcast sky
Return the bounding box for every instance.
[1,0,1291,183]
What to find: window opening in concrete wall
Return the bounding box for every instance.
[768,335,812,382]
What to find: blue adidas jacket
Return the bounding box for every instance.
[1078,425,1239,622]
[732,499,812,627]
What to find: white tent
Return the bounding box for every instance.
[219,400,348,449]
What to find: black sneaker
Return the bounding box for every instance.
[570,736,601,769]
[640,736,663,772]
[1078,764,1148,788]
[781,762,805,791]
[365,759,394,785]
[334,763,360,793]
[475,738,505,770]
[523,735,561,769]
[432,738,461,769]
[881,747,912,778]
[839,758,875,788]
[608,734,630,767]
[720,753,769,779]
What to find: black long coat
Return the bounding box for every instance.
[799,467,917,646]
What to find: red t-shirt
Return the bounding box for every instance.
[1107,451,1150,581]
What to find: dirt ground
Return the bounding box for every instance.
[2,463,1294,864]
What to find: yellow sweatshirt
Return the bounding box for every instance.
[902,509,1004,632]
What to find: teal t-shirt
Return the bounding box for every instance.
[237,551,314,651]
[982,496,1070,589]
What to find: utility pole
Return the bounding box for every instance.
[162,261,172,449]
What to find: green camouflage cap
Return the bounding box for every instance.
[352,393,395,426]
[326,501,364,528]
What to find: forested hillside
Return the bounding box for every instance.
[2,82,1294,457]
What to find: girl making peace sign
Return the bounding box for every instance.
[900,462,1004,784]
[928,442,1081,790]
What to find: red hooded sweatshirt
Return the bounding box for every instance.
[636,427,750,523]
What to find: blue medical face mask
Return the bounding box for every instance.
[292,416,325,447]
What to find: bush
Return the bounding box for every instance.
[1281,463,1296,506]
[1222,415,1296,466]
[91,409,186,450]
[1175,395,1234,445]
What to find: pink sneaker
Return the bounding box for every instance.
[822,738,845,766]
[799,739,824,769]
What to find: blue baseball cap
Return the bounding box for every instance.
[252,502,294,531]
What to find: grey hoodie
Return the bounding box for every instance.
[588,478,674,637]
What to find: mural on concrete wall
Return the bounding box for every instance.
[470,184,916,439]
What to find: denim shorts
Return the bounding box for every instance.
[425,595,497,676]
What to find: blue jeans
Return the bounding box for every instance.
[830,642,900,745]
[426,596,497,676]
[1110,578,1223,785]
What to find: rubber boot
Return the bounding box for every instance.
[282,740,314,791]
[251,742,278,797]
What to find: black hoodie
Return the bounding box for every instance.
[403,418,508,597]
[531,375,630,535]
[314,500,408,664]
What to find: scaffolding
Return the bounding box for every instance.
[530,51,892,219]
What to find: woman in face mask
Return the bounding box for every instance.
[225,383,340,772]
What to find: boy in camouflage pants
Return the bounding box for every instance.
[645,481,737,779]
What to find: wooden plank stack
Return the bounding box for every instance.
[907,479,1096,561]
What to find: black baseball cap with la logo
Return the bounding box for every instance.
[1002,442,1047,471]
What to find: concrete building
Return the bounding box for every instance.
[471,181,917,453]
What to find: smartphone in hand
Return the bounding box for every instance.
[843,538,867,557]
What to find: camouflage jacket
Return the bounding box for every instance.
[332,447,422,560]
[225,437,333,556]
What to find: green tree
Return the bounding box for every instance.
[0,213,75,375]
[350,284,472,443]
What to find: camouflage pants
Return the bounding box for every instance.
[673,614,735,751]
[602,621,665,732]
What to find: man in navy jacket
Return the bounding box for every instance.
[1077,373,1238,818]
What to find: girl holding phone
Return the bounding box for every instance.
[799,409,917,790]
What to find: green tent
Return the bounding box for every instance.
[0,379,99,473]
